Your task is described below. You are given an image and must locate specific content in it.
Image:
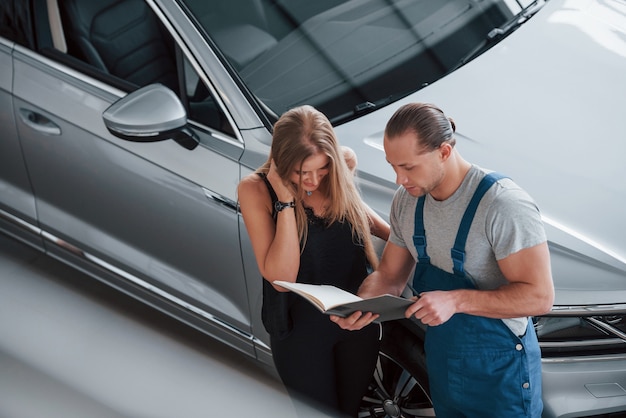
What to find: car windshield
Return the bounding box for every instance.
[180,0,543,124]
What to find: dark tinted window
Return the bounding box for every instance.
[0,0,34,47]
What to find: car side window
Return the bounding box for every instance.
[0,0,35,48]
[180,56,236,137]
[31,0,235,138]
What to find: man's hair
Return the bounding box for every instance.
[385,102,456,152]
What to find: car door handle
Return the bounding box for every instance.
[18,109,62,135]
[203,188,238,212]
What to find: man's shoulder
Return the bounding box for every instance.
[391,186,418,209]
[470,166,530,200]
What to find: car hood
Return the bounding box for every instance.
[336,0,626,307]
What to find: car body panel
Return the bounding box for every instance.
[0,39,42,248]
[12,45,253,338]
[542,356,626,417]
[334,0,626,307]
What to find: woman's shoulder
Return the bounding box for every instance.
[239,171,264,188]
[238,172,266,199]
[238,172,276,221]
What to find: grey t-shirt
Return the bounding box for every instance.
[389,165,547,336]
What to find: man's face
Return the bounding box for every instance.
[383,131,445,198]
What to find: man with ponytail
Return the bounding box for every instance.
[333,102,554,418]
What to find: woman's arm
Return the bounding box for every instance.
[237,171,300,290]
[367,205,390,241]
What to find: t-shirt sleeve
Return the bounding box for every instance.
[487,186,547,260]
[388,187,409,249]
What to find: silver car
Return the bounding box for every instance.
[1,0,625,416]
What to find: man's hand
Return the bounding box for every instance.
[330,243,416,330]
[330,311,379,330]
[405,291,458,326]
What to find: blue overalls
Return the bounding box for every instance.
[411,173,543,418]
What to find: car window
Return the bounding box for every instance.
[181,0,543,125]
[0,0,35,48]
[28,0,235,138]
[180,54,236,137]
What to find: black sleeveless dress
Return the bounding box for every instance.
[259,173,380,417]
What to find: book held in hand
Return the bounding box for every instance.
[273,280,413,323]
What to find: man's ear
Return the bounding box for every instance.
[439,142,453,161]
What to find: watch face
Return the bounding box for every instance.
[274,201,294,212]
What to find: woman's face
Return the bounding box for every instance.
[289,152,330,195]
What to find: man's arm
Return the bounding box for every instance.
[407,241,554,326]
[331,241,416,330]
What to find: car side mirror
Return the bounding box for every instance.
[103,84,199,150]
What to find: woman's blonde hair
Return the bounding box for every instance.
[257,105,379,268]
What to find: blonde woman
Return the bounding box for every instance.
[238,105,389,417]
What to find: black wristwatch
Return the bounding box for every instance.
[274,200,296,212]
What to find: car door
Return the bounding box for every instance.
[11,0,255,355]
[0,34,42,250]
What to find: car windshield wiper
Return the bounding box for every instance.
[332,93,404,125]
[451,0,547,72]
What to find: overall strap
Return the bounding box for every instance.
[451,172,508,276]
[413,195,430,264]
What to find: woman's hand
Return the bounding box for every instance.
[341,146,357,174]
[330,311,378,330]
[268,159,295,202]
